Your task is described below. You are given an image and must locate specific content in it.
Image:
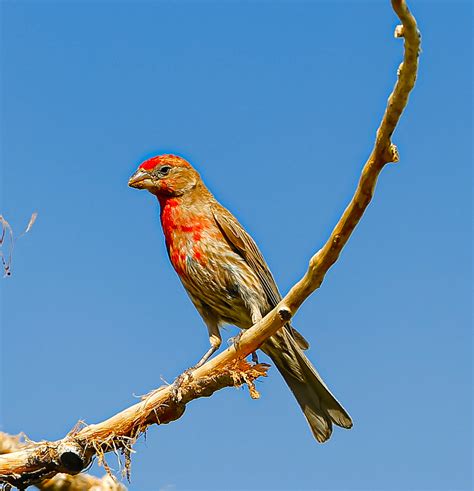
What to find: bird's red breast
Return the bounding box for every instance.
[159,196,217,276]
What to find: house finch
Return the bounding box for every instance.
[129,154,352,442]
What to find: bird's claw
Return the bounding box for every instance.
[229,332,259,364]
[228,331,243,350]
[171,368,195,402]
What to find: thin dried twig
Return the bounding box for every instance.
[0,212,38,277]
[0,216,14,277]
[0,1,420,488]
[21,213,38,237]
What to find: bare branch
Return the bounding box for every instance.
[0,362,268,488]
[0,1,420,488]
[284,0,420,313]
[37,474,125,491]
[0,433,126,491]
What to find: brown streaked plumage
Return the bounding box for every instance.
[129,154,353,442]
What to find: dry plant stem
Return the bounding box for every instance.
[0,1,420,489]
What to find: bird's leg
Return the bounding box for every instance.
[249,308,262,364]
[193,342,219,369]
[229,308,261,363]
[172,322,221,402]
[196,322,222,367]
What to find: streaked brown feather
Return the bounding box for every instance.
[211,203,282,307]
[211,202,309,350]
[211,202,352,440]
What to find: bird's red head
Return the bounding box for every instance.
[128,154,200,197]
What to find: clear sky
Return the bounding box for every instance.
[1,1,472,490]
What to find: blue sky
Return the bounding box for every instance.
[1,1,472,490]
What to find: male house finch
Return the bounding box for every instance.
[129,154,352,442]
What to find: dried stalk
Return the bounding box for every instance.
[0,213,37,277]
[0,1,420,489]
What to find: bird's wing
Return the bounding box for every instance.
[211,203,309,350]
[211,202,283,308]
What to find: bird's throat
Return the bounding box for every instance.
[159,195,211,247]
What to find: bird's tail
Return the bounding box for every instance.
[262,329,353,443]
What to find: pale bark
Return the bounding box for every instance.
[0,432,126,491]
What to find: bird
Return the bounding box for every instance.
[128,154,352,442]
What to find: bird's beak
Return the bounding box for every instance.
[128,169,151,189]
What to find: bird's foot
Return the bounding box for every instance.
[251,351,259,364]
[229,332,259,364]
[171,367,195,403]
[228,331,243,350]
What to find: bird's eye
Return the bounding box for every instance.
[158,165,172,176]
